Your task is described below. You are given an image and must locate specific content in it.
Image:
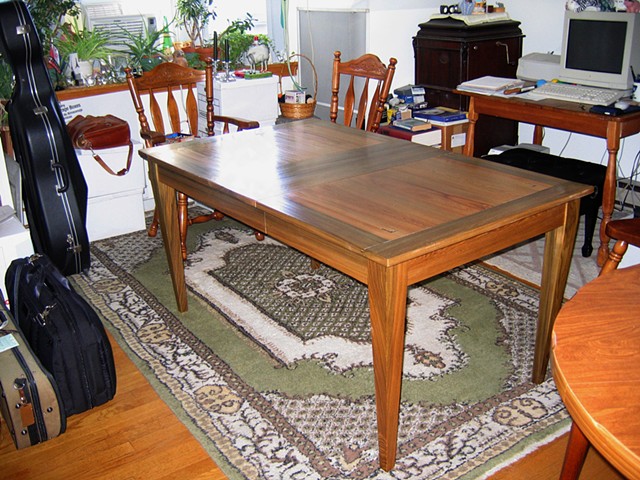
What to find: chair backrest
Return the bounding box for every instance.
[330,51,397,133]
[599,217,640,275]
[125,60,215,147]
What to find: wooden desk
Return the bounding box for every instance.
[460,92,640,266]
[551,265,640,479]
[139,119,591,471]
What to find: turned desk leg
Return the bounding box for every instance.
[597,129,621,266]
[463,99,478,157]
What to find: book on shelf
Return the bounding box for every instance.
[378,124,442,146]
[392,117,432,132]
[427,117,469,127]
[457,76,524,95]
[414,107,467,123]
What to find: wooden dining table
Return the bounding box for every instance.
[139,119,592,471]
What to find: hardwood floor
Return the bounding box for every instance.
[0,332,624,479]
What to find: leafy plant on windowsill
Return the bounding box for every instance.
[176,0,215,48]
[0,60,13,127]
[25,0,79,55]
[118,22,168,73]
[54,19,113,63]
[218,15,276,68]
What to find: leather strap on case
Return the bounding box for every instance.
[87,141,133,176]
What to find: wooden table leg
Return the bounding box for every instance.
[533,199,580,383]
[148,162,188,312]
[533,125,544,145]
[367,260,409,471]
[463,98,478,157]
[597,125,622,266]
[560,422,590,480]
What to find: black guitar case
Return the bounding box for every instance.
[0,0,90,275]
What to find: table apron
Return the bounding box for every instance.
[160,165,575,290]
[157,168,266,232]
[405,203,570,285]
[470,98,614,138]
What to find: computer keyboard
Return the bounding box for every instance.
[527,82,625,105]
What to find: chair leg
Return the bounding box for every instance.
[157,192,263,261]
[148,208,160,237]
[177,192,189,261]
[560,422,590,480]
[599,239,628,276]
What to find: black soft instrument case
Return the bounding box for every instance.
[6,254,116,416]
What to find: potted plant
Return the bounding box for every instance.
[218,15,277,68]
[25,0,79,55]
[0,60,13,156]
[119,23,167,73]
[176,0,215,49]
[54,19,113,79]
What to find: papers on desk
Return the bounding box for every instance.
[457,76,525,95]
[429,12,511,25]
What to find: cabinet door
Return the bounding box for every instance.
[415,39,461,90]
[466,38,521,81]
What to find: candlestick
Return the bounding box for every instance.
[225,39,229,62]
[213,31,218,61]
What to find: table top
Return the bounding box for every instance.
[140,119,591,269]
[552,265,640,479]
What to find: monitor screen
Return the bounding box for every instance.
[560,12,640,91]
[565,19,626,75]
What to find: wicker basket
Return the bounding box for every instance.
[279,54,317,120]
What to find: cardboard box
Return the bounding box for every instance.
[76,143,146,241]
[197,76,279,135]
[0,211,33,299]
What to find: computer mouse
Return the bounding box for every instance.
[614,100,631,110]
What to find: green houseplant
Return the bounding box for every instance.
[54,19,113,80]
[218,15,277,68]
[54,19,113,64]
[25,0,79,55]
[119,23,167,72]
[176,0,215,48]
[0,60,12,152]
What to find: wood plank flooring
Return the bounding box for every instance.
[0,331,623,479]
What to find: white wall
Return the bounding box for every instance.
[283,0,640,267]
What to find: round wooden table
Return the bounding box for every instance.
[552,264,640,479]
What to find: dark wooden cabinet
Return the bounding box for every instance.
[413,18,524,155]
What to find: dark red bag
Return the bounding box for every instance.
[67,114,133,176]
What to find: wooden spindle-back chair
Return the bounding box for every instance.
[125,59,260,260]
[329,51,397,133]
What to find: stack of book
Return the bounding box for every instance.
[457,76,525,95]
[413,107,468,126]
[392,117,432,132]
[378,124,443,147]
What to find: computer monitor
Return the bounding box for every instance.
[559,11,640,92]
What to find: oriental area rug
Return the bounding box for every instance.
[72,217,580,480]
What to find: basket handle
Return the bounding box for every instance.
[286,53,318,101]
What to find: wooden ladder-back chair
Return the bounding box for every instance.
[599,217,640,275]
[125,59,260,260]
[330,51,397,133]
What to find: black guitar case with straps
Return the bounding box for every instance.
[0,0,90,275]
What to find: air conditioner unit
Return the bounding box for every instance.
[81,2,156,51]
